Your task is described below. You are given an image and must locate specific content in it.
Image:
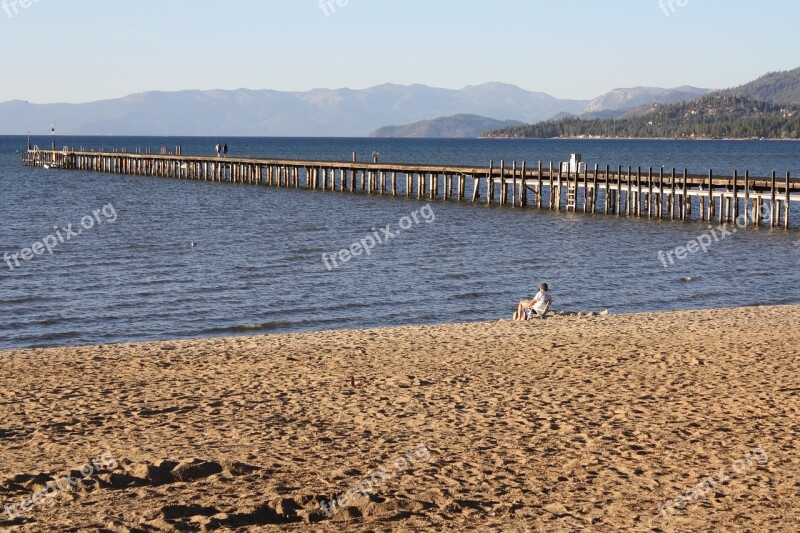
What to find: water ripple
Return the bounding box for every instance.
[1,135,799,350]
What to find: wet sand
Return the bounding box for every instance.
[1,305,798,531]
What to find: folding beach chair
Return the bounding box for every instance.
[524,301,551,320]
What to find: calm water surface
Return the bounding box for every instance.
[1,136,799,350]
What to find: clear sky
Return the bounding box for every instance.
[1,0,798,103]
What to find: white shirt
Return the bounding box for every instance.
[532,291,553,313]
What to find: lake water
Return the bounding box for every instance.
[1,136,799,350]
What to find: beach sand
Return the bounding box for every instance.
[1,305,798,532]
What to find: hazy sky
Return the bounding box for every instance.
[1,0,798,103]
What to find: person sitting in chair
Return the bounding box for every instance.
[514,283,553,321]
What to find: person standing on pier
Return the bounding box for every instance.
[223,143,228,156]
[215,143,221,157]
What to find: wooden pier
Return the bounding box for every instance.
[21,147,800,228]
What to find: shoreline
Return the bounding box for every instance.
[481,135,800,142]
[2,304,797,354]
[1,304,798,530]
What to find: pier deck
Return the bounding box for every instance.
[21,147,800,228]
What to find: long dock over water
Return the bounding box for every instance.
[22,147,800,228]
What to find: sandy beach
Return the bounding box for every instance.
[1,305,798,532]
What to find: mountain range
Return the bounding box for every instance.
[717,67,800,105]
[370,86,713,138]
[3,68,797,138]
[0,83,709,138]
[486,94,800,140]
[579,86,711,119]
[487,67,800,140]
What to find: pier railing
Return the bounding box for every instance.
[22,148,800,228]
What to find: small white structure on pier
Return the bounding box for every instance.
[561,154,586,174]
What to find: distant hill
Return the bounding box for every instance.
[485,68,800,140]
[370,114,524,138]
[0,83,588,137]
[718,67,800,105]
[580,86,711,118]
[484,95,800,140]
